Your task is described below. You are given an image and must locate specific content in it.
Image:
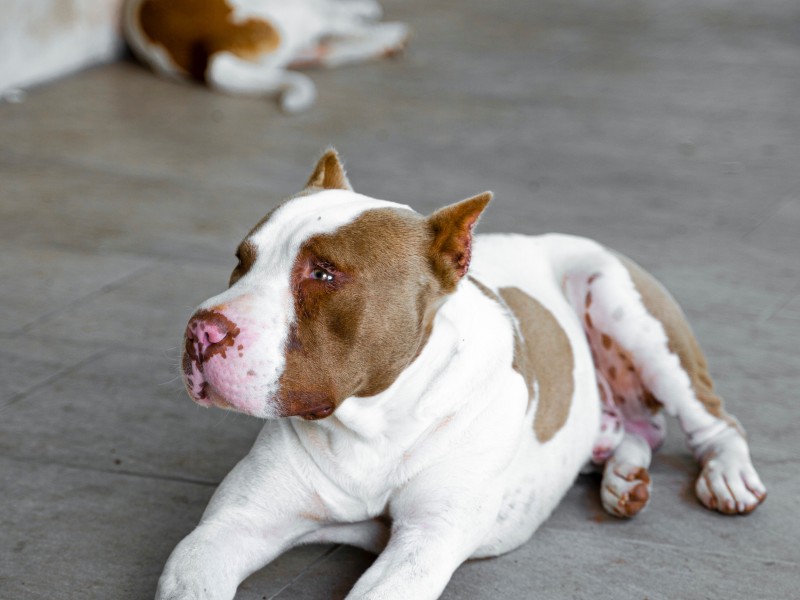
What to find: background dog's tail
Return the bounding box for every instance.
[207,53,317,114]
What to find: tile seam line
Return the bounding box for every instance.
[758,280,800,323]
[3,238,234,270]
[0,149,297,196]
[0,349,108,409]
[0,333,184,357]
[740,193,793,242]
[267,545,341,600]
[548,527,800,567]
[0,453,220,487]
[10,261,159,337]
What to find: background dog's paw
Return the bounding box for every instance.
[601,461,652,518]
[375,22,411,58]
[695,458,766,515]
[345,0,384,23]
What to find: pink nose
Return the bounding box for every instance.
[186,312,233,359]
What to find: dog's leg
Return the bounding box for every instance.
[206,52,316,114]
[601,432,653,518]
[563,250,767,515]
[156,441,325,600]
[590,371,626,464]
[344,465,504,600]
[297,519,391,554]
[290,23,409,69]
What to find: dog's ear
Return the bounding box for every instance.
[305,148,353,191]
[427,192,492,291]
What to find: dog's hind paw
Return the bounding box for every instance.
[695,458,766,515]
[601,461,652,518]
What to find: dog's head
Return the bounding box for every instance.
[182,150,491,419]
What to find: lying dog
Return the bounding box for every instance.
[123,0,408,113]
[159,150,767,599]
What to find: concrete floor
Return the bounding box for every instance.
[1,0,799,598]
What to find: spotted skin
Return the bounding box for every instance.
[561,247,766,518]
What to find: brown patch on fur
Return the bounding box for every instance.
[138,0,281,80]
[585,312,594,329]
[428,193,492,293]
[305,149,352,191]
[601,333,613,349]
[498,287,575,443]
[641,389,663,413]
[617,254,730,423]
[229,240,257,286]
[275,207,443,416]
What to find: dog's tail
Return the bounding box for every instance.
[207,54,317,114]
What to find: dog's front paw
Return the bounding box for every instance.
[156,562,234,600]
[695,456,766,515]
[155,574,196,600]
[156,572,209,600]
[156,576,227,600]
[601,461,651,518]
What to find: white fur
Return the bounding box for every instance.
[158,198,765,599]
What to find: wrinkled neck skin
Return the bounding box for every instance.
[286,281,512,502]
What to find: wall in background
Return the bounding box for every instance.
[0,0,125,92]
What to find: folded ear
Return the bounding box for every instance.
[305,148,353,191]
[427,192,492,291]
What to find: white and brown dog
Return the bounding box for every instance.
[123,0,408,113]
[159,150,767,599]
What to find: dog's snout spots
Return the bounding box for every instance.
[186,310,241,364]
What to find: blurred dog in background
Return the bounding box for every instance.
[123,0,408,113]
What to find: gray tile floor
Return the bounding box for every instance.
[1,0,799,598]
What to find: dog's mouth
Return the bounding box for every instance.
[295,404,335,420]
[279,390,337,420]
[197,382,235,410]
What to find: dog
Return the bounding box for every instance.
[122,0,408,113]
[158,150,767,599]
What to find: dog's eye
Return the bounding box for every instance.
[310,268,334,282]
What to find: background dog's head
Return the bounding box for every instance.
[182,150,491,419]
